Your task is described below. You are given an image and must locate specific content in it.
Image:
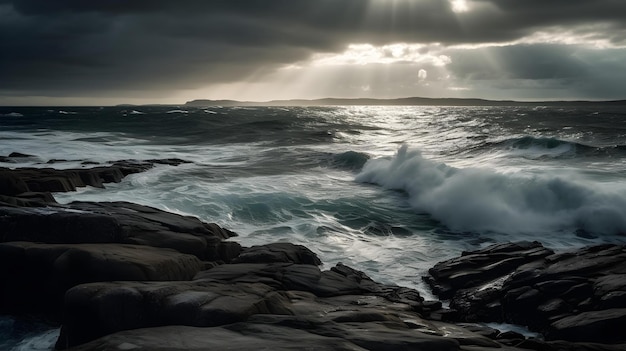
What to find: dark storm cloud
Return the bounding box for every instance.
[0,0,625,100]
[448,45,589,81]
[444,44,626,100]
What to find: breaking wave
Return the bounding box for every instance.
[491,136,626,158]
[356,145,626,235]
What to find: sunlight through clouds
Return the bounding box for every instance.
[308,43,452,67]
[450,0,470,13]
[449,24,626,50]
[2,0,625,104]
[417,69,428,81]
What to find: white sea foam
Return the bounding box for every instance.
[357,144,626,235]
[0,112,24,117]
[508,141,575,159]
[11,328,59,351]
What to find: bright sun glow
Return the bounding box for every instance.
[306,43,452,67]
[450,0,469,13]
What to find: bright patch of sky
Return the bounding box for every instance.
[1,0,625,104]
[304,44,452,67]
[450,0,470,13]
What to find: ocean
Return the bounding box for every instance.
[2,105,626,348]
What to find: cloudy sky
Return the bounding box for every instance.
[1,0,626,105]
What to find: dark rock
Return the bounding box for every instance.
[26,175,77,192]
[502,287,544,326]
[425,242,626,345]
[57,260,432,349]
[194,262,369,297]
[46,159,69,164]
[537,298,571,319]
[425,241,553,299]
[531,340,626,351]
[497,330,526,341]
[0,200,238,256]
[599,291,626,309]
[428,308,459,322]
[450,287,503,322]
[0,192,55,207]
[0,199,238,260]
[0,159,192,200]
[63,324,366,351]
[215,240,243,263]
[63,320,486,351]
[58,275,513,351]
[57,280,291,348]
[233,242,322,265]
[0,169,30,195]
[546,308,626,343]
[457,323,500,339]
[66,201,237,260]
[90,166,124,183]
[539,245,626,279]
[0,152,37,163]
[0,242,202,315]
[0,206,123,243]
[146,158,192,166]
[8,152,35,158]
[422,300,443,312]
[594,274,626,297]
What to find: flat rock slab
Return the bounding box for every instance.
[68,201,240,260]
[60,285,508,351]
[0,159,191,198]
[58,280,291,348]
[195,263,362,296]
[424,242,626,344]
[60,261,429,348]
[64,324,369,351]
[232,242,322,265]
[195,261,424,307]
[0,205,123,243]
[0,200,240,261]
[0,241,202,315]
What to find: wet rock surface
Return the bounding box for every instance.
[424,241,626,344]
[0,242,202,315]
[1,162,625,351]
[0,157,191,204]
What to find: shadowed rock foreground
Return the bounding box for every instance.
[424,241,626,345]
[1,158,625,350]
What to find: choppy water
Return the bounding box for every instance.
[3,105,626,288]
[2,105,626,348]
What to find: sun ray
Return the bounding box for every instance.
[450,0,470,13]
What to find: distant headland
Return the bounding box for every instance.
[184,97,626,107]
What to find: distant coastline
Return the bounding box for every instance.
[184,97,626,107]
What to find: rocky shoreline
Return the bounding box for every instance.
[1,156,625,350]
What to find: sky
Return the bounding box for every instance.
[1,0,626,105]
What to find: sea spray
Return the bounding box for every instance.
[357,144,626,235]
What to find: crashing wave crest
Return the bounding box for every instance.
[356,144,626,235]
